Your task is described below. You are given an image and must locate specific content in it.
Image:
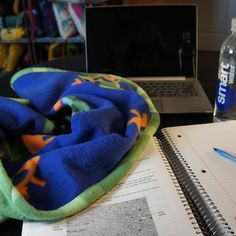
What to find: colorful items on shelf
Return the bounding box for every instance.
[0,8,26,41]
[22,0,86,40]
[68,3,86,39]
[0,1,86,41]
[0,0,110,71]
[1,27,25,41]
[52,1,77,40]
[0,0,28,73]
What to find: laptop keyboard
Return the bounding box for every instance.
[136,81,198,97]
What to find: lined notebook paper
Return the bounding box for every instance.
[157,120,236,235]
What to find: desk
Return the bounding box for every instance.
[0,50,219,236]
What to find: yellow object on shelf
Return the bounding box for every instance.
[1,27,26,41]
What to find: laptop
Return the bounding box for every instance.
[85,5,213,114]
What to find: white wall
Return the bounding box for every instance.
[186,0,236,51]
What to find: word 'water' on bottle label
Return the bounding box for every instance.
[216,62,236,111]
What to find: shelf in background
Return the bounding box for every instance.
[1,36,84,44]
[47,0,107,3]
[47,0,86,2]
[32,35,84,43]
[1,38,30,43]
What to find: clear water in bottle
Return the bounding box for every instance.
[213,17,236,122]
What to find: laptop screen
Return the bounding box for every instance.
[85,5,197,78]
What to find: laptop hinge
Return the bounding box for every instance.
[129,76,186,81]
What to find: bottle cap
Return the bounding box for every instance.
[231,17,236,32]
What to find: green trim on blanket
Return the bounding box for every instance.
[1,67,160,221]
[10,67,65,87]
[9,98,30,105]
[61,96,91,113]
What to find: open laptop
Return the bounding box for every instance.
[85,5,213,113]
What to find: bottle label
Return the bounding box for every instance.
[216,62,236,110]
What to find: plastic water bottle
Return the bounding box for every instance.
[213,17,236,122]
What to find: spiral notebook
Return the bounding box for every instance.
[22,121,236,236]
[156,120,236,235]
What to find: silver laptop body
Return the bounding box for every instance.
[85,4,213,114]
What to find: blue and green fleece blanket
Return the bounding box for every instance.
[0,67,159,221]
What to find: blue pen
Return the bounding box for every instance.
[213,147,236,164]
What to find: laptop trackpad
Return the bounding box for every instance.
[153,99,164,112]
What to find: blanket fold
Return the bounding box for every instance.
[0,67,159,221]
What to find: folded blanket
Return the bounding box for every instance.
[0,67,159,221]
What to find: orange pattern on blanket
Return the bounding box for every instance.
[53,99,63,111]
[127,109,148,132]
[22,135,55,155]
[16,156,46,198]
[88,75,120,83]
[71,75,120,87]
[71,78,83,86]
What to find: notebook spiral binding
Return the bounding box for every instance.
[156,130,234,236]
[153,137,202,235]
